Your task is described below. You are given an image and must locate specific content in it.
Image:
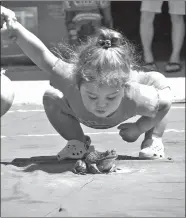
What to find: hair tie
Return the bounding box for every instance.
[98,39,112,49]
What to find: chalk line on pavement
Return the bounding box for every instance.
[7,109,44,113]
[1,129,185,139]
[7,105,185,113]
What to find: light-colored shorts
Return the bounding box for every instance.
[140,0,185,15]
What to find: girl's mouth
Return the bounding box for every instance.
[95,110,106,114]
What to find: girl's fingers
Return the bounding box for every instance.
[117,125,128,130]
[117,124,125,129]
[119,130,126,137]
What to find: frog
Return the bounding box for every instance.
[72,149,118,175]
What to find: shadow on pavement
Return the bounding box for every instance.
[0,154,174,174]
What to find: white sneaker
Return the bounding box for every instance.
[57,135,94,160]
[139,137,165,160]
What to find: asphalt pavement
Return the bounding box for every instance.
[1,61,185,217]
[1,103,185,217]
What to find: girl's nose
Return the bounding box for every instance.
[96,100,107,108]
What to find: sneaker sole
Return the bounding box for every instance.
[139,152,165,160]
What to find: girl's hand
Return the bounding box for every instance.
[117,122,141,142]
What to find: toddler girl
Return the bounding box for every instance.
[1,6,172,160]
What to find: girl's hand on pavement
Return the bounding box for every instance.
[117,122,141,142]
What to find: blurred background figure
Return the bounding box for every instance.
[62,1,113,45]
[140,0,185,72]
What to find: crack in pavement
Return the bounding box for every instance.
[44,177,95,217]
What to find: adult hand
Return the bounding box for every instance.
[118,122,141,142]
[1,6,17,41]
[1,6,16,27]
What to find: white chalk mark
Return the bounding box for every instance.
[1,129,185,139]
[7,105,185,113]
[1,136,6,138]
[165,129,185,133]
[8,109,44,113]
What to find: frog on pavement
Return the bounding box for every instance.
[72,149,118,175]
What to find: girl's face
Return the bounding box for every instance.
[80,81,124,117]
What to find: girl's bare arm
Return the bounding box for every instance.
[15,22,58,74]
[136,87,172,134]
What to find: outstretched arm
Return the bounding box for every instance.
[13,22,58,74]
[1,6,59,75]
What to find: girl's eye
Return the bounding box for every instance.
[107,96,116,100]
[88,96,97,100]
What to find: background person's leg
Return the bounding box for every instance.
[165,1,185,72]
[1,72,15,117]
[140,11,156,64]
[140,1,163,70]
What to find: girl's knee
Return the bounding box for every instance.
[43,88,63,104]
[43,88,63,112]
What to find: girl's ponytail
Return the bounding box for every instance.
[96,28,124,49]
[74,28,138,87]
